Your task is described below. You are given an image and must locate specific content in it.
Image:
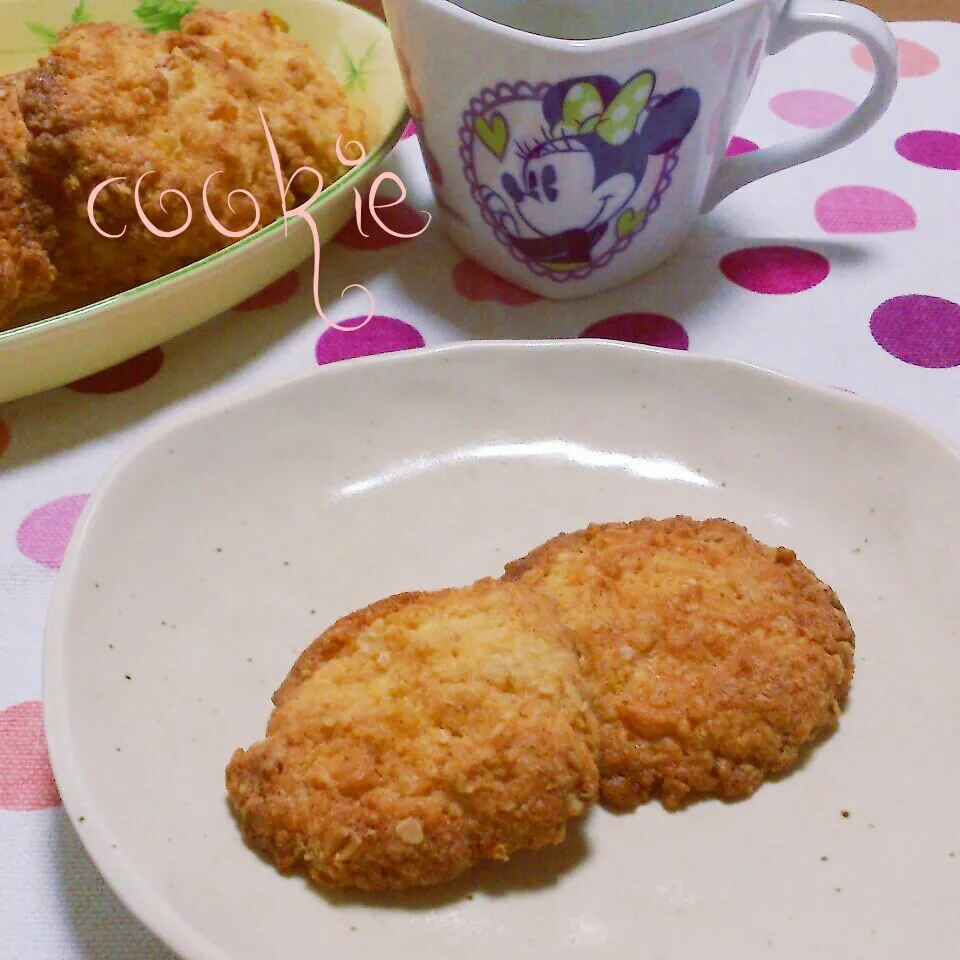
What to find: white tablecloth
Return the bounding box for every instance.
[1,20,958,960]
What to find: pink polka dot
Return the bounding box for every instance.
[815,185,916,234]
[0,418,9,458]
[870,295,960,368]
[452,259,541,306]
[726,136,759,157]
[852,38,940,77]
[711,34,734,68]
[895,130,960,171]
[315,316,425,365]
[580,313,689,351]
[232,271,300,311]
[67,348,163,394]
[0,701,61,811]
[653,67,686,93]
[770,90,856,129]
[401,119,417,139]
[16,494,89,570]
[335,200,429,250]
[720,246,830,294]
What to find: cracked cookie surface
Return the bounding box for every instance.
[226,578,599,892]
[504,517,855,811]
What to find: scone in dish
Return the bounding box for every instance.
[0,0,408,403]
[0,72,56,326]
[9,8,367,320]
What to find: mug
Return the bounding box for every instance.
[381,0,899,299]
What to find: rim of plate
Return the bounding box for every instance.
[42,338,960,960]
[0,0,408,346]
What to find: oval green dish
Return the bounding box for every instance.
[0,0,408,403]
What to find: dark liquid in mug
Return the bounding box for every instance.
[446,0,732,39]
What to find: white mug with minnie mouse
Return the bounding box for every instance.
[381,0,899,300]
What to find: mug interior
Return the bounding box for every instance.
[444,0,736,39]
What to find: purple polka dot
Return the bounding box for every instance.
[726,136,759,157]
[16,494,90,570]
[895,130,960,170]
[580,313,689,351]
[870,295,960,368]
[401,119,417,139]
[315,316,425,365]
[720,246,830,294]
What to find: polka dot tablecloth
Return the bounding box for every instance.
[2,21,959,960]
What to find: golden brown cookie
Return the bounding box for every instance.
[20,11,366,303]
[226,578,599,892]
[504,517,855,811]
[0,73,55,328]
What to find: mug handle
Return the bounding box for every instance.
[700,0,899,212]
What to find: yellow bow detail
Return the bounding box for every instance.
[551,71,656,146]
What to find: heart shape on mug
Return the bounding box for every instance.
[617,208,647,238]
[475,112,510,160]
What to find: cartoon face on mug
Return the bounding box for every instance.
[459,70,700,280]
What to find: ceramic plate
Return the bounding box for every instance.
[0,0,406,403]
[44,341,960,960]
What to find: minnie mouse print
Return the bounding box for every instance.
[458,70,700,282]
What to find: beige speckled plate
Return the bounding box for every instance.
[43,340,960,960]
[0,0,407,403]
